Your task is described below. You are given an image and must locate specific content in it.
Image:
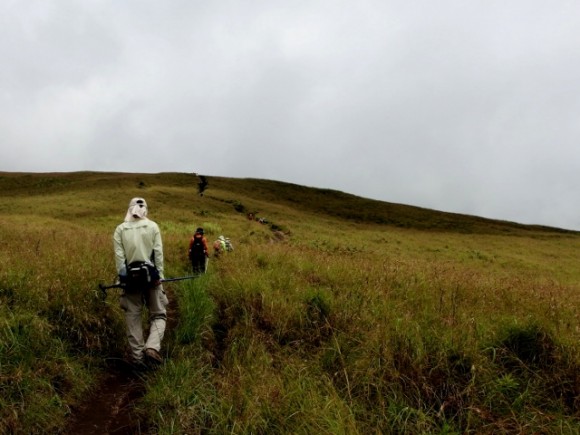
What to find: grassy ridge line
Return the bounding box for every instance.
[208,176,577,235]
[1,171,576,234]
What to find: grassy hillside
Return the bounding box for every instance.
[0,171,578,434]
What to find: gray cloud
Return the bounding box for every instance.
[1,1,580,230]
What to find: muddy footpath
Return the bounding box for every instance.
[64,290,179,434]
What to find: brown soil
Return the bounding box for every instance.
[64,288,179,434]
[64,362,147,434]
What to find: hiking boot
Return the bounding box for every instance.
[144,348,163,366]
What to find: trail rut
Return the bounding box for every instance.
[64,289,179,434]
[64,362,147,434]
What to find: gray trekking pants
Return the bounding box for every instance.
[120,284,169,362]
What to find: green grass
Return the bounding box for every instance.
[0,171,579,434]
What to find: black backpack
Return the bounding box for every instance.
[190,234,205,258]
[124,261,160,292]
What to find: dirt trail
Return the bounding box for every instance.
[64,362,147,434]
[64,289,179,434]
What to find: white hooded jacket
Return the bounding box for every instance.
[113,198,164,279]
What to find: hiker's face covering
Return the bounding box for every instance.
[125,197,148,222]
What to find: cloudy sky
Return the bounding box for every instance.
[2,1,580,230]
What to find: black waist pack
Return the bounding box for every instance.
[125,261,160,292]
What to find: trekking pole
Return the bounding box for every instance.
[99,282,126,291]
[98,275,199,298]
[159,275,198,283]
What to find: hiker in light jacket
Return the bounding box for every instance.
[213,235,227,257]
[113,197,168,367]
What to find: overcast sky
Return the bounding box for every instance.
[2,1,580,230]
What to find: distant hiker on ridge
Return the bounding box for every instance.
[198,175,208,196]
[113,197,168,368]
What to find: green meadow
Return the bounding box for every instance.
[0,171,578,434]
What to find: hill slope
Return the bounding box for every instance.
[1,171,578,434]
[0,171,573,235]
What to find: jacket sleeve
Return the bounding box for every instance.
[152,224,164,279]
[203,238,209,256]
[113,225,126,275]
